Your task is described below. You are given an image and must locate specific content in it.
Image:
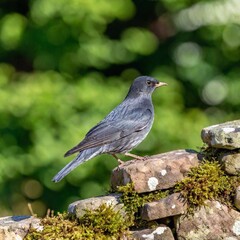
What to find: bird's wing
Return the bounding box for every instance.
[64,108,152,157]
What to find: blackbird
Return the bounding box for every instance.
[52,76,167,182]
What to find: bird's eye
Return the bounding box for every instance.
[146,80,151,86]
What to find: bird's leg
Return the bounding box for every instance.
[111,154,124,165]
[124,152,145,160]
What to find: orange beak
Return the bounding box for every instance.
[155,82,168,88]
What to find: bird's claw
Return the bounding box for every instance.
[117,159,125,165]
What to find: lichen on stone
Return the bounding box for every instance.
[147,177,159,191]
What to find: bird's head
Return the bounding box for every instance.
[127,76,167,98]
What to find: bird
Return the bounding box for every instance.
[52,76,167,182]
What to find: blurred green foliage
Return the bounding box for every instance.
[0,0,239,217]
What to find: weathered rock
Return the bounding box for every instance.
[141,193,187,221]
[234,186,240,210]
[175,200,240,240]
[0,216,41,240]
[68,194,125,219]
[219,151,240,175]
[201,120,240,149]
[131,225,175,240]
[111,149,200,193]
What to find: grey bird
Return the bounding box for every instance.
[52,76,167,182]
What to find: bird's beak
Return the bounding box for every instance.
[155,82,168,88]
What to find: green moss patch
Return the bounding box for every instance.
[175,160,240,212]
[25,204,128,240]
[117,183,170,227]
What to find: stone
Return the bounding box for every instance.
[219,151,240,175]
[175,200,240,240]
[111,149,200,193]
[234,186,240,210]
[0,216,41,240]
[141,193,187,221]
[131,225,175,240]
[201,120,240,149]
[68,193,126,219]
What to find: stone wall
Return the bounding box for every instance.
[1,120,240,240]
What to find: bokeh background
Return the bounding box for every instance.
[0,0,240,217]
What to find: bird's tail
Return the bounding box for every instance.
[52,148,102,182]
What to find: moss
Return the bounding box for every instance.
[25,185,169,239]
[79,204,129,237]
[117,183,169,227]
[175,160,240,212]
[25,204,128,240]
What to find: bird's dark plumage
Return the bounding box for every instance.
[52,76,167,182]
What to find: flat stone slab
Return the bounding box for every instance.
[141,193,187,221]
[68,194,125,219]
[111,149,200,193]
[131,225,175,240]
[201,120,240,149]
[175,200,240,240]
[0,216,41,240]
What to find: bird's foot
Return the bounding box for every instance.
[117,159,125,165]
[111,154,125,165]
[124,152,146,160]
